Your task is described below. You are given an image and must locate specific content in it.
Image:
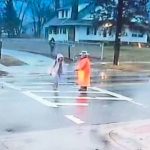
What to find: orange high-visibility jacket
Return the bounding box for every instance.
[76,57,91,87]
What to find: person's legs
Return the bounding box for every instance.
[53,75,59,90]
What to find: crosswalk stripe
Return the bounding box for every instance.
[89,87,133,101]
[89,87,146,107]
[16,82,75,86]
[22,91,58,107]
[43,96,124,100]
[65,115,84,124]
[31,90,103,94]
[3,83,21,90]
[56,103,88,106]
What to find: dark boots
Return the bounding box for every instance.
[79,86,87,91]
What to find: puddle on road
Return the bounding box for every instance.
[5,128,15,133]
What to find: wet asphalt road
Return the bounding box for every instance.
[0,50,150,136]
[1,74,150,136]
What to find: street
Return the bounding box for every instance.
[0,49,150,133]
[1,49,150,149]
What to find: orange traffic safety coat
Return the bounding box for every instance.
[76,57,91,87]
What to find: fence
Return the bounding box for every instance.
[54,41,104,61]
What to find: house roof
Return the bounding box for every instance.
[44,17,92,27]
[57,3,89,12]
[44,2,149,32]
[128,23,150,32]
[57,7,70,11]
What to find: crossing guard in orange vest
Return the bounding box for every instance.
[75,51,91,91]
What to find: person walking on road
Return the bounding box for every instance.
[48,37,55,56]
[50,53,64,90]
[75,51,91,91]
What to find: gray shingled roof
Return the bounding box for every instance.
[44,17,92,27]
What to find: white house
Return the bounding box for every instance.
[44,3,149,43]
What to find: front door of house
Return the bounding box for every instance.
[68,26,75,42]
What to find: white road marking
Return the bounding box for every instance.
[22,91,58,107]
[21,86,48,90]
[22,91,90,107]
[43,96,123,100]
[128,101,148,108]
[31,90,103,94]
[4,82,146,108]
[90,87,146,107]
[24,82,75,85]
[56,103,88,106]
[3,82,21,90]
[65,115,84,124]
[90,87,133,101]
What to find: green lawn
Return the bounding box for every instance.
[55,43,150,62]
[0,55,27,66]
[91,45,150,62]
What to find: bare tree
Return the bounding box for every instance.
[29,0,55,38]
[14,0,30,37]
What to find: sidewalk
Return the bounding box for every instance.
[0,119,150,150]
[103,119,150,149]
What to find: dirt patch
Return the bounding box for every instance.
[0,55,27,66]
[108,64,141,72]
[93,63,150,72]
[0,70,8,76]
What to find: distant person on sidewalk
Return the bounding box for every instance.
[0,39,2,59]
[48,37,55,56]
[75,51,91,91]
[49,53,64,90]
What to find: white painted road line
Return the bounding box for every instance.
[56,103,88,106]
[3,82,21,90]
[44,96,123,100]
[90,87,146,107]
[26,82,75,85]
[128,101,148,108]
[90,87,133,101]
[4,82,146,108]
[65,115,84,124]
[22,91,58,107]
[31,90,103,94]
[19,85,78,90]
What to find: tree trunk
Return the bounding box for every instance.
[113,0,123,65]
[71,0,78,20]
[69,0,79,41]
[55,0,60,11]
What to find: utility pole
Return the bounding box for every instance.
[0,39,2,59]
[113,0,124,65]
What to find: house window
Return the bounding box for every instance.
[49,28,53,34]
[62,10,65,18]
[138,33,143,37]
[103,29,107,37]
[132,33,137,37]
[59,28,63,34]
[87,27,90,35]
[53,27,59,34]
[94,28,97,35]
[63,28,66,34]
[86,27,97,35]
[108,28,112,36]
[65,10,68,18]
[122,32,128,36]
